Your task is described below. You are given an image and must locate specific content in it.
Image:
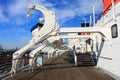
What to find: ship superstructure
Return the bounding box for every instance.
[0,0,120,80]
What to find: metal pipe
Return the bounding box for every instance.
[91,5,95,26]
[82,18,86,27]
[111,0,116,20]
[89,15,92,27]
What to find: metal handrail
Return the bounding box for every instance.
[73,46,77,66]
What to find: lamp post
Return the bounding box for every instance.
[91,5,95,26]
[111,0,116,20]
[82,18,86,27]
[89,15,92,27]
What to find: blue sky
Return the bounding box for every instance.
[0,0,103,49]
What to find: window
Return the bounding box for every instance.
[78,33,81,35]
[111,24,118,38]
[76,47,80,50]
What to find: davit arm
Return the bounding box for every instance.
[29,36,62,67]
[29,43,46,72]
[11,4,58,74]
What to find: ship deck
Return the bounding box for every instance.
[7,53,115,80]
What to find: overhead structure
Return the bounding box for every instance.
[29,36,66,71]
[11,4,110,74]
[11,4,59,74]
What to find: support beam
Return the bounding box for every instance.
[59,27,110,40]
[60,35,91,39]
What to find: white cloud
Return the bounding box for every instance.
[6,0,55,25]
[0,0,103,30]
[2,0,103,26]
[51,8,76,24]
[51,0,103,24]
[20,36,31,41]
[8,0,27,16]
[62,0,69,5]
[0,6,8,23]
[19,36,31,45]
[8,0,55,16]
[77,0,103,14]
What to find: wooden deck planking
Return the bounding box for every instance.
[7,53,115,80]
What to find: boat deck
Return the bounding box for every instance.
[7,53,115,80]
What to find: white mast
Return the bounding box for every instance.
[91,5,95,26]
[111,0,116,20]
[89,15,92,27]
[82,18,86,27]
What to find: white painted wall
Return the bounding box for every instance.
[95,3,120,79]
